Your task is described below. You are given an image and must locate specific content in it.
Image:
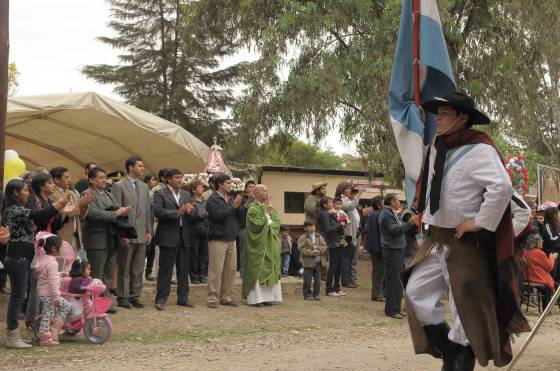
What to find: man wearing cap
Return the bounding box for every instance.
[304,182,327,224]
[402,92,530,370]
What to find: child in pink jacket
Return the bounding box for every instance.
[35,235,71,346]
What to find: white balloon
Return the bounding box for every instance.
[4,150,19,161]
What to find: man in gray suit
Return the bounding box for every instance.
[111,156,153,309]
[379,193,418,319]
[84,167,131,313]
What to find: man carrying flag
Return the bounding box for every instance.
[389,1,530,370]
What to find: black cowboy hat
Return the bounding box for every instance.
[422,92,490,126]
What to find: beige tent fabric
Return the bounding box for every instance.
[7,92,230,179]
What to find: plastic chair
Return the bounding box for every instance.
[519,256,547,313]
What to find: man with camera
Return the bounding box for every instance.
[336,182,363,288]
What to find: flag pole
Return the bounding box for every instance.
[412,0,421,106]
[411,0,423,213]
[0,0,9,196]
[506,285,560,370]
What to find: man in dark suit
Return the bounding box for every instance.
[152,168,198,310]
[84,167,131,314]
[111,156,153,309]
[365,195,385,302]
[378,193,418,319]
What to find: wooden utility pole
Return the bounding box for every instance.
[0,0,8,193]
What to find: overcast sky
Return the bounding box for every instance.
[9,0,356,155]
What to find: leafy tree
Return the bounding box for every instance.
[441,0,560,167]
[257,132,343,169]
[215,1,559,184]
[225,131,361,171]
[8,62,19,96]
[82,0,245,143]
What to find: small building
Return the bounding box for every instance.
[257,165,405,227]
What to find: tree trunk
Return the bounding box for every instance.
[0,0,9,195]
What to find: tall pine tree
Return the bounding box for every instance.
[83,0,245,143]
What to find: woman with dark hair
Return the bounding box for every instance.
[28,173,67,233]
[144,175,158,190]
[523,233,558,306]
[189,180,209,284]
[542,207,560,255]
[24,173,72,326]
[2,179,68,348]
[317,196,345,297]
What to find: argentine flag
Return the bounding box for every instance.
[389,0,456,204]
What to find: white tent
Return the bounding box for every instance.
[6,92,229,177]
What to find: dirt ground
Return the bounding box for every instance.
[1,260,559,370]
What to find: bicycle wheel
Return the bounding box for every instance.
[83,317,112,344]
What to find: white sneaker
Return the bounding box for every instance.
[327,292,341,297]
[337,290,347,296]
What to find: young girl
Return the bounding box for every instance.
[67,260,92,322]
[35,235,71,346]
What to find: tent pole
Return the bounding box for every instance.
[0,0,9,196]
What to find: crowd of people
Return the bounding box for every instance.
[0,149,557,358]
[0,151,420,349]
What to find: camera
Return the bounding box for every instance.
[351,188,359,194]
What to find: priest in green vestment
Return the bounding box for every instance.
[242,184,283,306]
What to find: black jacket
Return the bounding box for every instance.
[206,191,242,241]
[318,210,343,249]
[378,208,416,251]
[104,206,138,240]
[153,187,199,248]
[236,194,254,229]
[542,222,560,255]
[26,194,64,234]
[365,210,382,255]
[402,209,419,257]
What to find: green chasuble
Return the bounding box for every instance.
[241,202,282,298]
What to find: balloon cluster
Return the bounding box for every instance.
[505,154,528,195]
[4,150,26,181]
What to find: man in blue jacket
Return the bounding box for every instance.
[205,174,243,308]
[378,193,418,319]
[365,195,385,302]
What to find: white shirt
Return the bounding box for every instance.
[167,185,181,205]
[390,208,401,224]
[127,175,139,190]
[511,192,531,237]
[422,143,513,232]
[167,185,182,226]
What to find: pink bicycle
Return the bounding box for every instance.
[33,277,113,345]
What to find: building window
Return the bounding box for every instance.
[284,192,307,213]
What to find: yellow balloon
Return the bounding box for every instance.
[4,157,26,179]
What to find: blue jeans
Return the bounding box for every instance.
[341,237,355,285]
[281,253,290,275]
[4,257,31,330]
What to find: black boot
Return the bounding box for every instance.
[424,323,456,371]
[453,345,475,371]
